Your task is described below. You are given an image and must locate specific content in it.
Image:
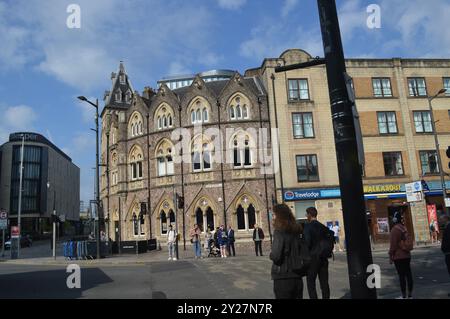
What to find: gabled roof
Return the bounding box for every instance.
[104,61,136,108]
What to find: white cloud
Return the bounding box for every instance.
[0,0,218,92]
[0,105,37,143]
[281,0,299,18]
[240,21,323,61]
[168,61,191,76]
[76,97,97,124]
[217,0,247,10]
[378,0,450,57]
[337,0,367,42]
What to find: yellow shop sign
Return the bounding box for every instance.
[364,184,402,194]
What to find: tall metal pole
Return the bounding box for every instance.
[53,190,56,259]
[216,100,227,229]
[427,94,448,213]
[178,104,186,250]
[317,0,376,299]
[17,134,25,258]
[173,185,179,259]
[95,99,101,259]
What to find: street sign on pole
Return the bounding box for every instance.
[0,211,7,230]
[405,181,423,203]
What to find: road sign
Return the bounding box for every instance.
[445,198,450,207]
[11,226,20,238]
[0,210,7,230]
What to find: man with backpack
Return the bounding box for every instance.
[303,207,333,299]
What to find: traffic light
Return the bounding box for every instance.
[447,146,450,169]
[177,195,184,209]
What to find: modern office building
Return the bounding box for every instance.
[245,49,450,244]
[157,69,235,90]
[0,132,80,235]
[100,63,274,249]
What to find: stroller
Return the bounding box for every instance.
[207,239,221,257]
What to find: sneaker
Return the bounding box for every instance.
[395,296,406,299]
[172,257,177,261]
[168,257,172,260]
[408,296,413,299]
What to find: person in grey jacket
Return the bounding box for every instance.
[269,204,304,299]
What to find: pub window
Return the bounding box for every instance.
[296,154,319,182]
[236,205,246,230]
[288,79,309,101]
[292,113,314,138]
[419,150,439,175]
[160,211,167,235]
[383,152,404,176]
[377,111,398,134]
[408,77,427,97]
[413,111,433,133]
[372,78,392,97]
[444,78,450,96]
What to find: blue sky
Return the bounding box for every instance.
[1,0,449,205]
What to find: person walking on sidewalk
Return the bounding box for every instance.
[440,215,450,297]
[304,207,331,299]
[217,225,228,258]
[204,227,212,254]
[270,204,305,299]
[190,224,202,259]
[227,225,236,257]
[167,225,177,261]
[331,221,343,252]
[253,224,265,256]
[389,211,414,299]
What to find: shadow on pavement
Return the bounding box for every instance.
[0,267,113,299]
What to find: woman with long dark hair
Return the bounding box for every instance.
[269,204,304,299]
[389,211,414,299]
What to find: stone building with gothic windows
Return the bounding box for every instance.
[100,63,275,250]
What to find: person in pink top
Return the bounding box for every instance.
[389,211,414,299]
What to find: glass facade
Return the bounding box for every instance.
[10,145,43,215]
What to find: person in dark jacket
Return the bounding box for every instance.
[253,224,265,256]
[227,225,236,257]
[440,215,450,297]
[303,206,330,299]
[270,204,304,299]
[389,211,413,299]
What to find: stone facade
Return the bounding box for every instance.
[100,63,275,246]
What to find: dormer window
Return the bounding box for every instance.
[116,89,122,103]
[120,74,126,84]
[125,90,132,104]
[229,95,250,121]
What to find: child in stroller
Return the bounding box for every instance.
[207,238,221,257]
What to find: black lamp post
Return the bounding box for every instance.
[78,96,101,260]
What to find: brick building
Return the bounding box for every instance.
[100,63,275,250]
[246,49,450,244]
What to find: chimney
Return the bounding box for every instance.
[143,86,155,99]
[111,72,117,86]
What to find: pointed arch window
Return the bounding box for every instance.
[192,137,213,172]
[236,105,242,119]
[191,110,196,124]
[116,89,122,103]
[242,105,248,119]
[230,106,236,120]
[125,90,132,104]
[237,205,245,230]
[158,116,162,130]
[195,208,204,232]
[129,112,144,137]
[163,115,167,128]
[232,135,253,168]
[229,95,251,121]
[236,199,258,231]
[160,211,167,235]
[129,147,144,180]
[156,143,174,177]
[196,109,201,123]
[203,108,208,122]
[206,207,214,231]
[168,115,173,127]
[169,209,176,227]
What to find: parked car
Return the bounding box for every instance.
[4,235,32,249]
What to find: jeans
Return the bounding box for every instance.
[273,278,304,299]
[306,257,330,299]
[227,242,236,256]
[394,258,413,297]
[254,240,263,256]
[168,242,174,258]
[193,241,201,257]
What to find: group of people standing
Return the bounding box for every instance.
[270,205,333,299]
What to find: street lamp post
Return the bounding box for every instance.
[427,88,448,212]
[78,96,101,260]
[47,182,57,259]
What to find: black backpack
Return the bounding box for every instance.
[286,233,311,276]
[318,225,336,259]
